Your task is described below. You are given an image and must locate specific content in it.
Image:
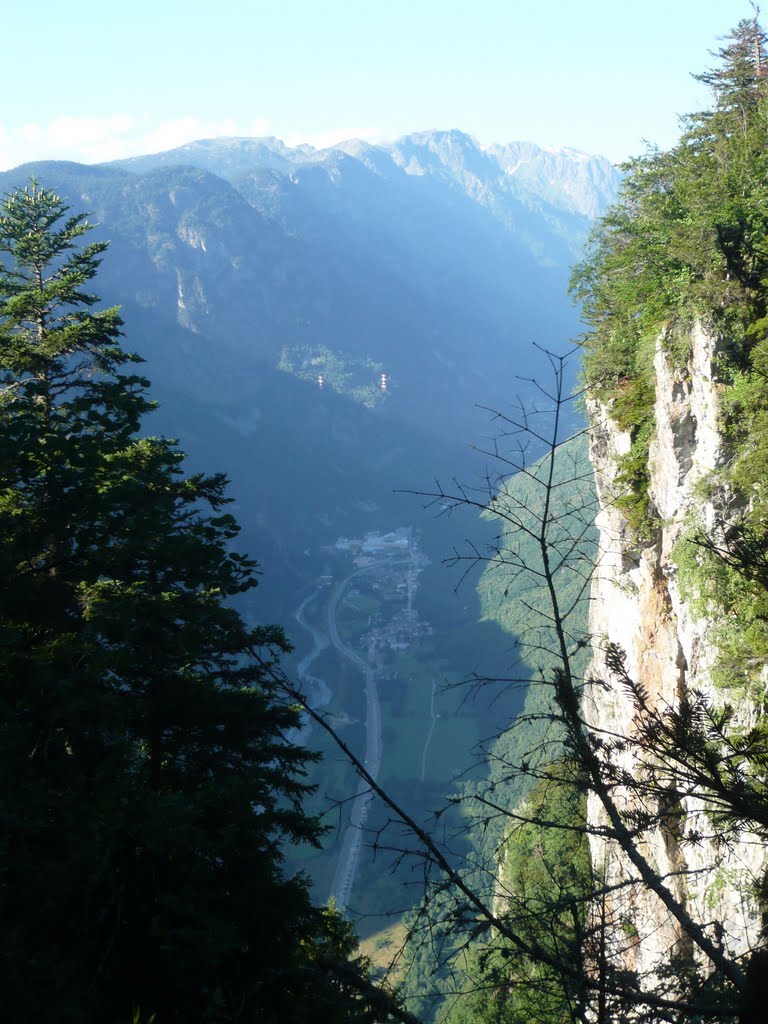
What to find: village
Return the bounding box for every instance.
[325,527,432,654]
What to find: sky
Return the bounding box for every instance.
[0,0,758,170]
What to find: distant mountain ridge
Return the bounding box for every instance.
[108,128,619,222]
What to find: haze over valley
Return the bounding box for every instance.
[0,130,616,936]
[1,131,617,604]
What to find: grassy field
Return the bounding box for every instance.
[358,920,410,984]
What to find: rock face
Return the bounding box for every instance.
[586,324,765,989]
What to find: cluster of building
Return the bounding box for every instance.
[330,526,432,653]
[361,607,433,654]
[334,526,414,566]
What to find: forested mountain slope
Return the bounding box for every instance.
[0,131,619,1020]
[0,134,618,617]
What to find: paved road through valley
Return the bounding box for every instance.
[326,560,412,910]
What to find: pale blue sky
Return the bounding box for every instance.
[0,0,755,169]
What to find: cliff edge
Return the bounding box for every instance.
[586,323,767,994]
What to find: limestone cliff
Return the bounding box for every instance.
[585,323,766,988]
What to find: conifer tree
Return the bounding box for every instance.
[0,182,407,1023]
[694,13,768,133]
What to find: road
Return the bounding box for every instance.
[326,565,385,911]
[294,560,413,911]
[420,676,437,783]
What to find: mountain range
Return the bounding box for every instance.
[1,130,620,616]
